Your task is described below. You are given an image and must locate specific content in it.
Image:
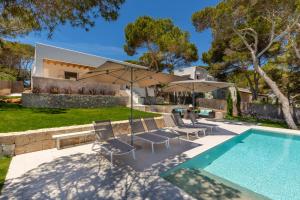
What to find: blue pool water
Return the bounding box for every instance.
[162,129,300,200]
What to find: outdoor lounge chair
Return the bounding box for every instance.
[129,118,169,153]
[189,113,218,133]
[92,120,135,166]
[166,114,206,139]
[173,113,207,136]
[143,117,181,145]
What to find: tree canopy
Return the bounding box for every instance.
[0,0,125,38]
[124,16,198,72]
[192,0,300,129]
[0,40,34,81]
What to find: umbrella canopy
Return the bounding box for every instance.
[78,60,184,145]
[163,79,234,108]
[79,61,184,87]
[163,79,233,93]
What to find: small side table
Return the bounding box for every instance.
[215,111,224,120]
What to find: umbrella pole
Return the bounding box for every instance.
[192,83,195,110]
[130,67,134,146]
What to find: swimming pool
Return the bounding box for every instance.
[162,129,300,200]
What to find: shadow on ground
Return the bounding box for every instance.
[207,118,256,126]
[0,136,258,200]
[209,127,239,136]
[0,140,198,200]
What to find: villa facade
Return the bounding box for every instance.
[31,44,124,95]
[173,66,214,80]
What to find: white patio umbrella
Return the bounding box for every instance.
[78,60,184,145]
[163,79,234,108]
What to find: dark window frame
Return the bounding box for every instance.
[64,71,78,80]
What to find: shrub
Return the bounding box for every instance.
[63,87,72,94]
[32,86,41,94]
[89,88,97,95]
[99,89,105,95]
[78,87,85,95]
[227,92,233,117]
[49,86,59,94]
[236,89,242,116]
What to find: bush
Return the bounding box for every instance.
[227,92,233,117]
[63,87,72,94]
[78,87,85,95]
[32,86,41,94]
[236,89,242,116]
[49,86,60,94]
[89,88,97,95]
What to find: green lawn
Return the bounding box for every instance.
[0,103,160,133]
[225,116,289,129]
[0,156,11,194]
[0,96,19,100]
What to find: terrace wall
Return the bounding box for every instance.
[22,93,128,108]
[196,98,227,111]
[241,103,300,124]
[0,117,165,156]
[0,80,24,95]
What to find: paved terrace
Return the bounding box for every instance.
[2,119,294,200]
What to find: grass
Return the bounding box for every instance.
[0,96,20,100]
[0,103,160,133]
[0,156,11,194]
[225,116,289,129]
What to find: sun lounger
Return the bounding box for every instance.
[172,113,207,137]
[162,114,206,139]
[143,117,181,145]
[189,113,218,133]
[92,120,135,166]
[129,118,168,153]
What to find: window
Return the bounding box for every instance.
[64,71,78,80]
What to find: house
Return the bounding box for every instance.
[173,66,214,80]
[237,88,269,103]
[31,43,154,101]
[32,43,120,95]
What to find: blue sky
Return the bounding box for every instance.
[13,0,219,66]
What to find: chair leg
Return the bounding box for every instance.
[166,140,169,149]
[151,143,154,153]
[132,150,136,160]
[57,139,60,149]
[110,152,113,167]
[178,137,182,144]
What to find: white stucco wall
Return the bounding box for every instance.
[32,43,108,77]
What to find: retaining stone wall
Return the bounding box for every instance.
[0,117,165,156]
[22,93,128,108]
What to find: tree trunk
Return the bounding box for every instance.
[254,62,298,129]
[245,72,258,100]
[253,72,259,100]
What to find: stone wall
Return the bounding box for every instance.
[144,104,189,113]
[22,93,128,108]
[241,103,300,124]
[0,117,165,156]
[196,98,227,111]
[0,80,24,95]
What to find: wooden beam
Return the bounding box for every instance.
[43,58,95,70]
